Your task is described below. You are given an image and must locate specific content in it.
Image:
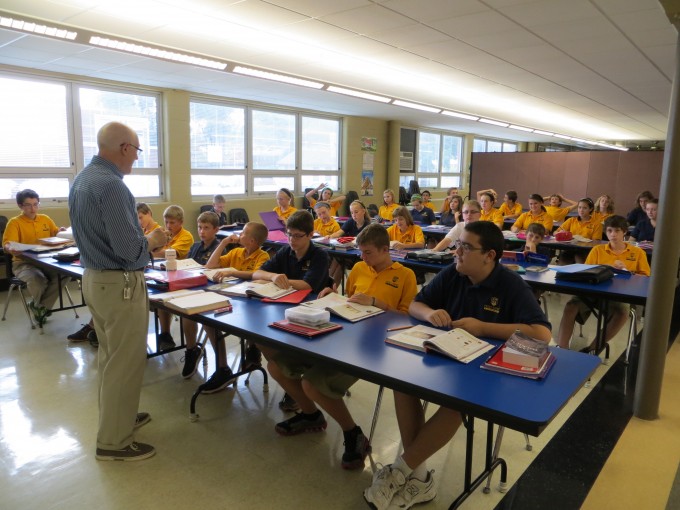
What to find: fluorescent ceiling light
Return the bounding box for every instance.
[570,137,589,143]
[392,100,441,113]
[552,134,572,140]
[233,66,324,89]
[508,125,534,132]
[533,130,555,136]
[479,118,509,127]
[0,16,77,40]
[441,111,479,121]
[89,36,226,70]
[326,86,391,103]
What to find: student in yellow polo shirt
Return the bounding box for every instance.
[265,224,417,470]
[2,189,66,320]
[152,205,194,259]
[544,193,578,223]
[172,221,271,393]
[274,188,297,224]
[136,202,161,235]
[556,215,650,350]
[305,183,346,217]
[511,194,554,233]
[312,201,341,237]
[379,189,399,221]
[476,189,504,228]
[498,190,522,220]
[387,206,425,249]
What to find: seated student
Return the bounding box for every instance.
[137,202,161,234]
[387,207,425,250]
[626,191,654,228]
[157,212,217,351]
[439,187,460,214]
[544,194,578,223]
[523,222,549,258]
[379,189,399,221]
[433,200,481,251]
[306,183,346,217]
[328,200,371,285]
[313,201,341,237]
[210,194,228,226]
[252,210,331,413]
[555,198,602,264]
[409,194,436,225]
[151,205,194,260]
[439,194,463,227]
[498,190,522,220]
[476,189,503,228]
[266,224,418,469]
[629,198,657,243]
[2,189,67,321]
[592,194,615,224]
[177,221,270,392]
[274,188,298,224]
[364,221,551,510]
[421,190,435,211]
[511,194,554,233]
[556,215,651,350]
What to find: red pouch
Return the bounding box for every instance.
[555,231,573,241]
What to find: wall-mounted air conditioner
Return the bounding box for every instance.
[399,151,414,172]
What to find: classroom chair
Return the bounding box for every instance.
[228,208,249,224]
[343,190,359,216]
[302,188,316,214]
[1,276,36,329]
[199,204,212,214]
[398,186,409,206]
[624,305,639,365]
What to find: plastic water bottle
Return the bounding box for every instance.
[165,248,177,271]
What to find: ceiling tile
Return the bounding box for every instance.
[251,0,371,18]
[380,0,488,22]
[319,4,414,34]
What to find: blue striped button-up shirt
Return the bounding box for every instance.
[69,155,150,271]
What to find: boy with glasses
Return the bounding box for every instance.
[2,189,66,322]
[364,221,551,510]
[432,200,482,252]
[252,210,331,412]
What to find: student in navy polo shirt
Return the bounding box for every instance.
[364,221,551,510]
[252,210,331,412]
[409,194,436,225]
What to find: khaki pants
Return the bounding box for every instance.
[12,260,65,309]
[83,269,149,450]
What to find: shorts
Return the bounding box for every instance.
[568,297,624,325]
[273,352,358,399]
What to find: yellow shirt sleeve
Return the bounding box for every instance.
[314,218,340,236]
[274,206,298,221]
[168,228,194,259]
[346,262,417,313]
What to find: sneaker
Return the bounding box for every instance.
[363,464,407,510]
[158,332,175,350]
[95,442,156,461]
[88,329,99,348]
[181,345,205,379]
[134,412,151,429]
[201,368,236,394]
[29,301,51,327]
[68,323,93,342]
[341,427,372,470]
[387,471,437,509]
[243,344,262,370]
[275,410,327,436]
[278,392,300,412]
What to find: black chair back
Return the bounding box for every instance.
[407,180,420,200]
[229,208,249,224]
[367,204,379,218]
[199,204,212,213]
[343,190,359,216]
[398,186,409,205]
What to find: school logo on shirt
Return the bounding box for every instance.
[385,276,400,289]
[484,297,500,314]
[301,260,311,272]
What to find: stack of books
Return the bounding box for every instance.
[300,293,384,322]
[481,330,555,379]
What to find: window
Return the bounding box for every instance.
[189,98,341,197]
[473,137,517,153]
[0,73,163,202]
[77,86,162,198]
[399,130,462,190]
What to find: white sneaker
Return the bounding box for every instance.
[387,470,437,509]
[363,464,407,510]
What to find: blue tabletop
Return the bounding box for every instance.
[195,297,600,436]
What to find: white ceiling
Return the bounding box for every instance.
[0,0,676,146]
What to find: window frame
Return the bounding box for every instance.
[400,128,463,190]
[0,71,164,204]
[189,96,342,199]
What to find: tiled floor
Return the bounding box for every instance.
[0,285,675,510]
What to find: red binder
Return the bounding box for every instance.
[145,270,207,291]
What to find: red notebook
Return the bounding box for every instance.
[262,289,312,304]
[145,270,207,291]
[269,319,342,338]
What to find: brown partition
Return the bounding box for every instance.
[470,151,662,211]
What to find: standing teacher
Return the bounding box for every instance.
[69,122,167,461]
